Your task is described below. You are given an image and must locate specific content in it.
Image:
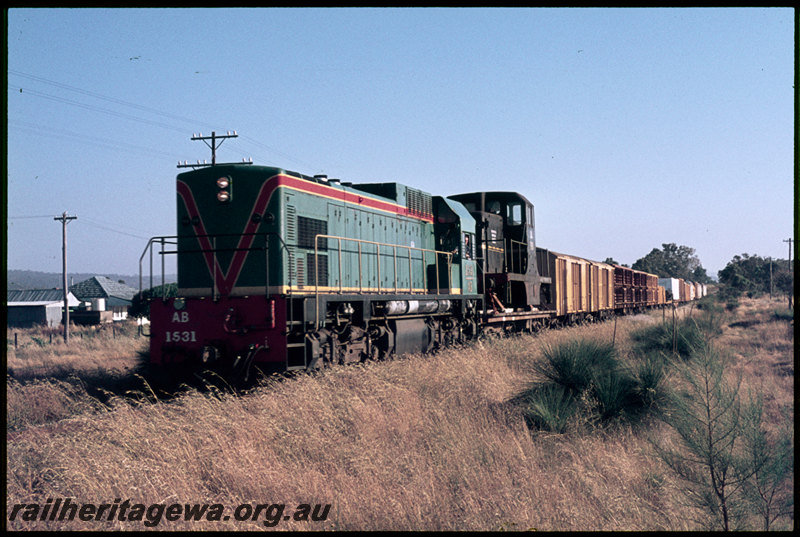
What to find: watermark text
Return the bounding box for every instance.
[8,498,331,528]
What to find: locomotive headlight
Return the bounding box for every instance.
[216,176,232,202]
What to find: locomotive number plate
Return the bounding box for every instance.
[165,330,197,343]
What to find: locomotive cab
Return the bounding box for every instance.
[448,191,541,311]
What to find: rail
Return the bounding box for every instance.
[313,234,453,329]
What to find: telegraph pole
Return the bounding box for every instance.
[54,212,77,343]
[783,238,794,308]
[176,130,252,169]
[784,238,793,268]
[769,257,773,300]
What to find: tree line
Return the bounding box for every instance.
[604,243,711,283]
[717,253,793,300]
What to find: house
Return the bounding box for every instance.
[7,289,80,328]
[69,276,138,323]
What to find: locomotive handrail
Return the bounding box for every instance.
[312,234,453,329]
[138,236,178,298]
[138,232,293,301]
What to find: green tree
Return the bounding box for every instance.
[603,257,629,267]
[129,283,178,318]
[653,340,794,530]
[691,266,709,284]
[632,243,706,281]
[774,270,793,307]
[739,397,794,530]
[718,254,791,298]
[653,342,749,530]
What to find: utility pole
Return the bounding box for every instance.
[177,130,250,169]
[54,212,77,343]
[769,257,773,300]
[784,238,793,268]
[783,238,793,308]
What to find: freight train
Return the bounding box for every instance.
[140,157,699,382]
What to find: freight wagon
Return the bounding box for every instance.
[536,249,614,322]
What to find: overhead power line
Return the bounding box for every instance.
[80,216,155,240]
[9,70,319,170]
[9,119,178,159]
[9,69,214,130]
[9,84,186,133]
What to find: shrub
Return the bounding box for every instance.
[772,308,793,322]
[518,338,669,432]
[630,317,707,361]
[725,297,740,311]
[630,352,670,411]
[591,368,639,421]
[534,339,617,394]
[516,383,578,434]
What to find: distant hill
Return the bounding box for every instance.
[6,270,177,291]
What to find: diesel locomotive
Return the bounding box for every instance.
[140,143,686,381]
[142,163,490,381]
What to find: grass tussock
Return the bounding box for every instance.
[516,336,670,434]
[5,298,792,530]
[6,377,105,431]
[629,318,705,361]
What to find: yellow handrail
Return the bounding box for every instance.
[313,234,453,328]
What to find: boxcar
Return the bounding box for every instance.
[536,249,614,320]
[613,265,661,311]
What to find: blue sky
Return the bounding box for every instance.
[6,7,795,281]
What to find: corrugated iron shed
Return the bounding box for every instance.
[7,289,80,328]
[7,289,80,307]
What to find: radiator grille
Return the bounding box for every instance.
[306,253,328,287]
[298,216,327,250]
[406,188,432,219]
[295,257,305,289]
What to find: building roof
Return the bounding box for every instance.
[7,289,81,307]
[69,276,138,303]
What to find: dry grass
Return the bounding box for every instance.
[713,297,794,441]
[5,299,792,530]
[7,322,145,380]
